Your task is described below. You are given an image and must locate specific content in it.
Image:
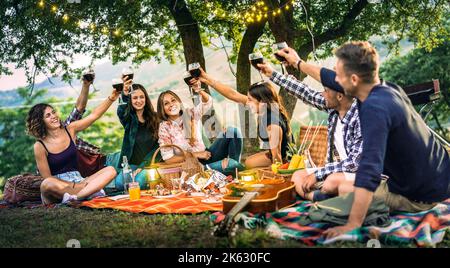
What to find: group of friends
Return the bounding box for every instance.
[25,41,450,238]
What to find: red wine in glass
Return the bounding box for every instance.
[112,78,124,92]
[249,52,265,81]
[188,62,201,78]
[183,71,198,101]
[82,69,98,92]
[112,78,126,105]
[122,67,134,94]
[250,57,264,70]
[273,42,289,74]
[83,73,95,82]
[183,72,194,86]
[273,42,288,62]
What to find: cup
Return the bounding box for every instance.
[128,182,141,200]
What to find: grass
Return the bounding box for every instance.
[0,206,448,248]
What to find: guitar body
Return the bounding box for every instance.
[222,180,296,214]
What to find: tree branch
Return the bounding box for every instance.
[299,0,369,52]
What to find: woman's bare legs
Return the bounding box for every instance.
[40,178,85,204]
[40,166,116,203]
[75,166,116,199]
[244,151,272,169]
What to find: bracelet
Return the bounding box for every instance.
[296,59,302,71]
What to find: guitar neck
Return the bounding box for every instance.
[226,192,258,219]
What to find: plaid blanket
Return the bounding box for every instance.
[211,199,450,247]
[80,195,222,214]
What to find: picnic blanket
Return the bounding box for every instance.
[211,199,450,247]
[80,195,222,214]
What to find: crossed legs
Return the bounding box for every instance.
[291,169,352,201]
[40,166,116,204]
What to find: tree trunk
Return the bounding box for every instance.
[236,22,266,156]
[266,0,302,119]
[166,0,207,79]
[165,0,220,138]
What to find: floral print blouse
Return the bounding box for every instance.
[158,96,213,160]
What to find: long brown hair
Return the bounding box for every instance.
[125,84,159,139]
[248,82,292,137]
[156,90,197,146]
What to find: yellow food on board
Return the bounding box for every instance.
[288,154,302,169]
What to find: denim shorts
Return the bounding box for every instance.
[55,171,85,183]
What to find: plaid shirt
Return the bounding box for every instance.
[271,71,363,181]
[64,107,102,154]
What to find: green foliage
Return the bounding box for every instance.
[1,1,448,85]
[380,21,450,140]
[0,88,46,179]
[76,110,123,155]
[0,88,123,184]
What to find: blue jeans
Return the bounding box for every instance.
[202,127,244,175]
[114,165,148,191]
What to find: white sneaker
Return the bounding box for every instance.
[61,193,78,204]
[88,189,106,200]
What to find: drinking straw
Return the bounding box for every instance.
[298,121,313,154]
[307,120,325,151]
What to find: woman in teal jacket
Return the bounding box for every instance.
[114,78,160,190]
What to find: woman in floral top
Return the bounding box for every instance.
[156,81,244,175]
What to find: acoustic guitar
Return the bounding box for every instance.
[214,179,296,237]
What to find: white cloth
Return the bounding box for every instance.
[334,118,348,160]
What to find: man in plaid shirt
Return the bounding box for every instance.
[258,48,362,202]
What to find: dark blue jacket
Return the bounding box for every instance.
[355,83,450,203]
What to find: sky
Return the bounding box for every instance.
[0,54,108,91]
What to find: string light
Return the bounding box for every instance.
[213,0,298,25]
[36,1,121,37]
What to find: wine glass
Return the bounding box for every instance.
[249,52,265,82]
[188,62,201,78]
[273,42,289,74]
[112,78,126,105]
[122,67,134,94]
[82,68,99,92]
[183,71,196,100]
